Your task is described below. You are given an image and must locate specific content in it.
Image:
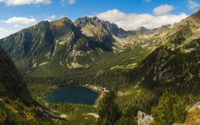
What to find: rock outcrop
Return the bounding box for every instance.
[137,111,154,125]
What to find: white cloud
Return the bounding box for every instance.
[153,4,174,16]
[0,27,11,38]
[0,15,59,39]
[96,9,188,30]
[0,27,19,39]
[0,17,38,38]
[61,0,75,5]
[0,0,51,6]
[188,0,200,9]
[67,0,75,5]
[2,17,37,26]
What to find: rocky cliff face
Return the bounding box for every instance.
[74,16,126,38]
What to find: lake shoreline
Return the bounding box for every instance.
[29,83,109,107]
[83,84,109,93]
[43,85,103,105]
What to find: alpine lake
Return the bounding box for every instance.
[43,85,99,105]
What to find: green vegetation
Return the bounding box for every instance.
[116,86,157,113]
[28,83,58,98]
[152,93,186,125]
[47,103,98,125]
[28,83,100,125]
[152,93,200,125]
[0,97,52,125]
[98,92,121,125]
[25,46,150,91]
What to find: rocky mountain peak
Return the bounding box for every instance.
[136,26,149,31]
[74,16,111,41]
[189,10,200,21]
[52,17,73,27]
[51,17,77,40]
[74,16,102,27]
[135,26,152,34]
[74,16,126,38]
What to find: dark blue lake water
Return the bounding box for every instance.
[43,86,99,105]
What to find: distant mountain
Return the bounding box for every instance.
[74,16,126,38]
[0,16,132,71]
[0,12,195,83]
[126,26,153,36]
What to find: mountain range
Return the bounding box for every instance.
[0,14,171,80]
[0,10,199,125]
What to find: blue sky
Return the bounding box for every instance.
[0,0,200,38]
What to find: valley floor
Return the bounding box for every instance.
[27,83,107,125]
[8,80,200,125]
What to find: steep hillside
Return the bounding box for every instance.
[132,11,200,90]
[118,12,200,108]
[115,10,200,125]
[0,48,33,104]
[0,47,56,124]
[97,11,200,125]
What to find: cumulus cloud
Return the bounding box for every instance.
[153,4,174,15]
[67,0,75,5]
[96,9,188,30]
[0,0,51,6]
[0,17,38,38]
[1,17,37,26]
[0,27,11,38]
[188,0,200,9]
[61,0,76,5]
